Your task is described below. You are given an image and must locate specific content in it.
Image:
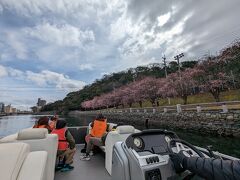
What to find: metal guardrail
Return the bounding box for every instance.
[82,101,240,114]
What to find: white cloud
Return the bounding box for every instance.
[0,4,3,13]
[157,12,171,27]
[117,11,192,59]
[79,64,94,71]
[0,0,122,19]
[26,71,47,86]
[0,0,83,16]
[7,33,28,59]
[25,70,86,91]
[0,65,86,91]
[26,23,95,47]
[8,67,25,77]
[0,65,8,77]
[109,7,131,41]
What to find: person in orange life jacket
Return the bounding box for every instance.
[51,120,76,172]
[49,115,58,130]
[33,116,52,133]
[80,113,108,161]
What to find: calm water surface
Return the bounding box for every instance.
[1,115,240,158]
[0,115,39,137]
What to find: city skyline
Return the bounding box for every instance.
[0,98,46,112]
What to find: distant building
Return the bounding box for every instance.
[4,104,12,114]
[37,98,47,107]
[0,102,4,113]
[12,108,17,113]
[31,106,41,113]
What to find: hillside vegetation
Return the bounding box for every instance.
[43,61,197,112]
[42,40,240,113]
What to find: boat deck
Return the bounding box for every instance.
[55,145,111,180]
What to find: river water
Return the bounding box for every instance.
[1,115,240,158]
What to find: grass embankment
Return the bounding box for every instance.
[130,89,240,108]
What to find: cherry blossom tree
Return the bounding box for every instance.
[196,57,229,102]
[157,78,177,99]
[165,68,200,104]
[100,93,112,109]
[123,77,164,107]
[219,41,240,88]
[81,100,94,110]
[115,86,135,108]
[127,81,143,108]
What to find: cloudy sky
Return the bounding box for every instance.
[0,0,240,110]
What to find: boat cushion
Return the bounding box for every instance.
[17,128,48,140]
[0,133,18,143]
[116,125,135,134]
[0,143,29,180]
[17,151,47,180]
[0,128,58,180]
[18,133,58,180]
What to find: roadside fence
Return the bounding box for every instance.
[85,101,240,114]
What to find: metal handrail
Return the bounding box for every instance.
[80,100,240,114]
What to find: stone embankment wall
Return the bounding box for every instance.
[75,111,240,137]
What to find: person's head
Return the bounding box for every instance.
[96,113,105,120]
[38,116,49,126]
[56,120,67,129]
[51,116,58,122]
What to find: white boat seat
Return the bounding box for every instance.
[0,143,47,180]
[0,128,58,180]
[105,125,140,175]
[17,151,48,180]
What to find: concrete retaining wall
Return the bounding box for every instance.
[72,110,240,137]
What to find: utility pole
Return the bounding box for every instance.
[162,54,167,78]
[162,54,171,104]
[174,53,184,73]
[230,70,236,89]
[174,53,184,102]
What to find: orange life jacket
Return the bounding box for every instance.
[51,128,68,150]
[90,119,107,138]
